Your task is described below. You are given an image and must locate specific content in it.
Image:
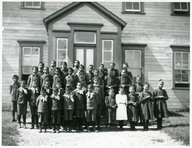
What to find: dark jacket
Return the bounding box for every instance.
[41,74,53,87]
[51,94,61,111]
[27,74,41,88]
[17,87,29,105]
[9,82,20,101]
[74,89,86,110]
[36,95,48,113]
[153,88,169,118]
[52,74,65,89]
[63,92,75,110]
[86,92,97,110]
[105,96,117,109]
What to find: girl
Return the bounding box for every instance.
[17,80,28,128]
[105,88,117,130]
[86,84,97,132]
[153,79,169,130]
[127,86,139,130]
[63,85,75,132]
[36,89,48,133]
[9,75,20,122]
[29,82,39,129]
[74,82,86,132]
[116,87,128,130]
[139,82,154,131]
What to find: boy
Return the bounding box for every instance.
[65,68,78,89]
[87,64,94,84]
[77,64,89,88]
[49,60,56,76]
[109,62,119,78]
[86,84,97,132]
[127,86,139,131]
[139,83,154,131]
[153,79,169,130]
[37,62,44,77]
[73,60,80,75]
[36,89,48,133]
[27,66,41,89]
[29,82,39,129]
[93,77,104,132]
[41,66,53,88]
[98,63,108,80]
[52,67,65,89]
[9,75,20,122]
[51,88,61,133]
[63,85,75,132]
[105,88,117,130]
[120,68,131,95]
[60,62,68,78]
[74,82,86,132]
[122,63,132,84]
[17,80,28,128]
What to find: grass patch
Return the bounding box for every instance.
[163,111,189,145]
[2,111,20,146]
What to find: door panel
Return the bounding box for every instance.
[86,49,94,70]
[76,48,84,65]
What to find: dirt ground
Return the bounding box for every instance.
[17,123,184,147]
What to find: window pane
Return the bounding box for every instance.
[23,47,31,55]
[125,50,133,60]
[86,49,94,71]
[103,41,112,51]
[129,68,141,78]
[74,32,96,43]
[174,3,180,9]
[182,60,189,69]
[133,2,140,10]
[175,70,182,82]
[58,50,66,61]
[25,2,33,6]
[33,2,41,6]
[103,61,111,68]
[32,47,39,55]
[183,52,188,60]
[104,52,112,61]
[125,2,132,10]
[31,56,39,66]
[58,39,67,50]
[76,49,84,65]
[133,59,141,68]
[22,66,32,74]
[181,3,187,9]
[182,70,189,82]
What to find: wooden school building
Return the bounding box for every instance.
[2,2,190,109]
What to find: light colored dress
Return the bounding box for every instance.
[116,94,128,120]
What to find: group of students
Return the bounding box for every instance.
[9,60,169,133]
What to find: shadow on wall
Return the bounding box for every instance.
[2,55,14,72]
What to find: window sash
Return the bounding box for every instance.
[125,50,141,68]
[24,2,42,8]
[74,32,96,44]
[174,52,189,70]
[102,40,113,62]
[56,38,68,67]
[174,2,188,12]
[125,2,141,12]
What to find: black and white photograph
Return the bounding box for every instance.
[1,0,190,146]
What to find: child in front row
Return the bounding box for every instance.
[51,88,61,133]
[116,87,128,130]
[17,80,28,128]
[139,82,154,131]
[86,84,97,132]
[105,88,117,130]
[63,85,75,132]
[36,89,48,133]
[74,82,86,132]
[153,79,169,130]
[9,75,20,122]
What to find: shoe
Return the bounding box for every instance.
[43,129,46,133]
[11,118,17,122]
[52,129,56,133]
[30,126,34,129]
[57,130,60,133]
[23,124,27,129]
[19,124,22,128]
[39,130,42,133]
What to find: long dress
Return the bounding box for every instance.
[116,94,128,120]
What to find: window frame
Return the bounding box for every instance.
[56,38,68,67]
[122,2,145,14]
[102,40,114,65]
[17,40,46,80]
[171,2,190,16]
[74,31,96,44]
[171,45,190,89]
[20,2,45,10]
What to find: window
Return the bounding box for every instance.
[102,40,113,67]
[122,2,145,14]
[17,40,45,81]
[57,38,68,67]
[171,2,190,16]
[74,32,96,44]
[21,2,45,9]
[171,46,190,88]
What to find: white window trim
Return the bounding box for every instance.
[24,2,42,8]
[174,51,190,83]
[56,38,68,66]
[174,2,188,12]
[74,32,96,44]
[125,2,141,12]
[102,40,113,63]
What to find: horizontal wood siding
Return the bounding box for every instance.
[2,2,189,109]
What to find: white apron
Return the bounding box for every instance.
[116,94,128,120]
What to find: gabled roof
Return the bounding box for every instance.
[43,2,127,31]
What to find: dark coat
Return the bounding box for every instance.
[74,89,86,110]
[41,87,52,111]
[153,88,169,118]
[127,94,139,122]
[134,83,143,94]
[93,84,104,106]
[17,87,29,105]
[51,95,61,111]
[61,68,68,78]
[87,71,94,84]
[139,91,154,120]
[77,71,89,87]
[27,74,41,88]
[41,74,53,87]
[9,82,20,101]
[52,74,65,89]
[105,96,117,109]
[86,92,97,110]
[65,74,78,89]
[63,93,75,110]
[36,95,48,113]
